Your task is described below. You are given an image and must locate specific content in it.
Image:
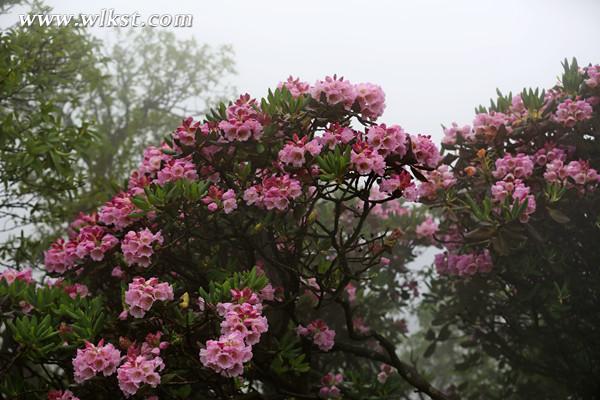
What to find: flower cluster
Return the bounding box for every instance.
[202,185,238,213]
[278,134,322,167]
[243,173,302,211]
[354,82,386,120]
[121,229,163,268]
[415,216,438,239]
[1,267,33,285]
[411,134,441,168]
[98,192,139,231]
[319,373,343,399]
[296,319,336,352]
[377,364,395,384]
[492,153,535,180]
[200,288,268,377]
[218,94,263,142]
[116,338,166,397]
[442,122,472,145]
[278,76,310,98]
[434,250,493,276]
[174,116,202,146]
[553,98,593,127]
[351,140,386,175]
[124,277,174,318]
[491,179,536,222]
[473,112,510,140]
[47,390,79,400]
[365,124,407,157]
[545,159,599,189]
[44,223,119,274]
[584,65,600,88]
[72,340,121,383]
[155,157,198,185]
[410,164,456,201]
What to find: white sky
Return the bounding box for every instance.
[5,0,600,142]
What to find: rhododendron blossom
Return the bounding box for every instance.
[72,340,121,383]
[473,111,510,140]
[434,250,493,276]
[243,173,302,211]
[121,229,163,268]
[47,390,79,400]
[117,345,165,397]
[310,75,356,109]
[442,122,472,145]
[0,267,33,285]
[155,157,198,185]
[553,98,593,127]
[98,192,139,230]
[278,76,310,98]
[319,373,343,399]
[355,82,386,120]
[297,320,336,352]
[124,277,174,318]
[492,153,535,180]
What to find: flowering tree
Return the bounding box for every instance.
[423,59,600,398]
[0,76,450,399]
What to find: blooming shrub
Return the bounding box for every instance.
[0,74,449,400]
[424,59,600,398]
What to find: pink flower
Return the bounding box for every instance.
[318,124,356,149]
[124,277,174,318]
[121,229,163,268]
[72,339,121,383]
[355,82,386,120]
[411,134,441,168]
[492,153,534,180]
[74,226,119,262]
[442,122,472,145]
[491,179,536,222]
[415,216,438,239]
[584,65,600,88]
[553,98,593,127]
[202,186,238,214]
[117,347,165,397]
[155,157,198,185]
[1,267,33,285]
[310,75,357,109]
[199,332,253,377]
[345,282,357,303]
[351,141,386,176]
[377,364,395,384]
[98,192,140,231]
[173,116,202,146]
[319,373,343,399]
[47,390,80,400]
[296,320,336,352]
[473,112,510,140]
[435,250,493,276]
[415,165,456,201]
[278,76,310,97]
[243,173,302,211]
[366,124,407,157]
[44,239,78,274]
[278,134,322,168]
[218,94,263,142]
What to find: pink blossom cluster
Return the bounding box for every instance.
[508,94,528,122]
[62,282,89,299]
[442,122,472,145]
[278,76,310,98]
[415,216,439,239]
[121,228,163,268]
[47,390,79,400]
[117,345,165,397]
[533,144,566,166]
[473,112,510,140]
[310,75,356,109]
[492,153,535,180]
[155,157,198,185]
[174,116,202,147]
[0,267,33,285]
[379,171,414,195]
[377,363,395,384]
[243,174,302,211]
[434,250,493,276]
[98,192,139,231]
[199,332,252,378]
[67,212,98,238]
[351,141,386,175]
[584,65,600,88]
[318,373,343,399]
[138,145,173,176]
[44,224,119,274]
[411,134,442,168]
[200,288,268,377]
[545,159,599,188]
[411,164,456,201]
[202,185,238,214]
[72,339,121,383]
[491,179,536,222]
[218,94,263,142]
[366,124,407,157]
[354,82,386,120]
[124,277,174,318]
[553,98,593,127]
[278,134,323,168]
[296,319,336,352]
[318,124,356,149]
